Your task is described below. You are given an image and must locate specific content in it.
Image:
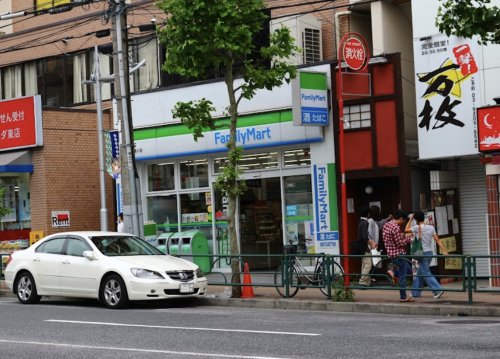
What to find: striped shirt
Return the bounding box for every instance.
[382,219,410,258]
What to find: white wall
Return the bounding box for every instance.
[371,1,417,146]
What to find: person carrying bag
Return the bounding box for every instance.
[405,211,449,299]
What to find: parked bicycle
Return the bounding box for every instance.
[274,244,344,298]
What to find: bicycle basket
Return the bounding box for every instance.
[283,244,297,255]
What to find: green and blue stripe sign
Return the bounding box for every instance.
[293,71,329,126]
[312,163,339,254]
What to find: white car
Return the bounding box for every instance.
[4,231,208,309]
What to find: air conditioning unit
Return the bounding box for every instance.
[270,14,323,66]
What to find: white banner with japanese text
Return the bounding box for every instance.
[414,35,481,159]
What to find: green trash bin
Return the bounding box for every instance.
[155,232,174,254]
[169,230,211,273]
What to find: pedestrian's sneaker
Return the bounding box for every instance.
[433,290,444,299]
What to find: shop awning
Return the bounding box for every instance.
[0,151,33,173]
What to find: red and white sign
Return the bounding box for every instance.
[342,37,367,71]
[0,95,43,152]
[52,211,71,228]
[478,105,500,153]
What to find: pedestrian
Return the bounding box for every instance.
[358,206,377,287]
[405,210,449,299]
[117,212,124,233]
[367,205,386,282]
[382,210,414,302]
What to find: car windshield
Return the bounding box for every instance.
[90,235,164,256]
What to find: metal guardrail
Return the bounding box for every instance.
[175,253,495,304]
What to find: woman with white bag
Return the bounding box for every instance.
[405,211,448,299]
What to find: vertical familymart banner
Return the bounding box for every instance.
[312,163,339,255]
[292,71,329,126]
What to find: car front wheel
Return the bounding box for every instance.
[100,274,129,309]
[16,272,41,304]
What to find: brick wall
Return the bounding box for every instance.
[30,108,116,235]
[486,175,500,286]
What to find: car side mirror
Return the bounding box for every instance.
[82,250,97,260]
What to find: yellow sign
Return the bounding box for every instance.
[36,0,70,11]
[29,231,45,246]
[445,257,462,270]
[439,236,457,253]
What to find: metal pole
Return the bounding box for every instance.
[337,57,350,285]
[114,0,141,236]
[94,46,108,231]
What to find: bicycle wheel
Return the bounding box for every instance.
[317,261,344,297]
[274,264,300,298]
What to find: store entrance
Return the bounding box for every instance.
[239,177,283,269]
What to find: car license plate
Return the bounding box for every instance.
[180,283,194,293]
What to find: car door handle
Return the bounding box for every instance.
[33,257,40,262]
[62,260,70,264]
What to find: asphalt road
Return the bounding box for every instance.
[1,297,500,359]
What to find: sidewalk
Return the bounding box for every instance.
[2,278,500,317]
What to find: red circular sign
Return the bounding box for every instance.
[342,37,366,70]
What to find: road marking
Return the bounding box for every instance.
[46,319,321,336]
[0,339,290,359]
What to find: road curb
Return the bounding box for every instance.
[198,297,500,317]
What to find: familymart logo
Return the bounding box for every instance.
[214,127,272,145]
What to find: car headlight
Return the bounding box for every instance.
[130,268,164,279]
[196,268,205,278]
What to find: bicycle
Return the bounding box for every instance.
[274,244,344,298]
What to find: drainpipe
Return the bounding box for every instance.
[335,11,352,53]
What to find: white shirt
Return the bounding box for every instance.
[117,221,124,233]
[367,218,379,244]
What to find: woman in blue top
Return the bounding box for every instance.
[405,211,449,299]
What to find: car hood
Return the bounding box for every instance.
[113,255,197,271]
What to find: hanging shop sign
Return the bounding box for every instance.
[477,105,500,153]
[292,71,329,126]
[414,35,481,159]
[0,95,43,152]
[312,163,340,255]
[105,130,121,178]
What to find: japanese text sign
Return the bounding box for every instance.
[414,35,480,159]
[292,71,329,126]
[0,96,43,151]
[342,38,366,71]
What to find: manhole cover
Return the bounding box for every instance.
[437,320,500,325]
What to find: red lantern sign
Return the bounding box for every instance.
[342,37,367,71]
[478,105,500,153]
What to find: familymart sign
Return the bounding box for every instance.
[292,71,329,126]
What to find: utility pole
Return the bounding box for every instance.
[110,0,143,237]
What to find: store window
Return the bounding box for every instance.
[0,174,31,230]
[214,151,279,173]
[147,163,175,191]
[345,104,371,129]
[146,195,178,233]
[283,148,311,167]
[284,175,313,254]
[180,159,208,189]
[180,192,213,245]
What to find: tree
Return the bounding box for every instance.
[436,0,500,44]
[156,0,298,297]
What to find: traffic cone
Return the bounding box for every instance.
[241,262,255,298]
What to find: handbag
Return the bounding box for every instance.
[410,225,424,259]
[371,248,382,267]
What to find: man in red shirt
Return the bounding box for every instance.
[382,210,413,302]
